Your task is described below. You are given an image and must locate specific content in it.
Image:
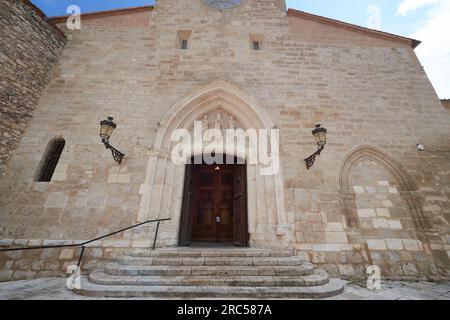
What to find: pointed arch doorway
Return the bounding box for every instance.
[178,155,249,247]
[138,81,293,248]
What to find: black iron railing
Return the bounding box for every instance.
[0,218,171,268]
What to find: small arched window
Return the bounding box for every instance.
[36,138,65,182]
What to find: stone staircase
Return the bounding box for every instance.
[74,248,345,299]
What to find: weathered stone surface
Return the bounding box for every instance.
[59,249,74,260]
[0,0,448,282]
[77,248,344,298]
[386,239,404,251]
[0,0,65,175]
[367,240,387,251]
[442,100,450,110]
[44,192,68,208]
[403,240,423,252]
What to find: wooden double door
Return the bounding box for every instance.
[178,158,248,247]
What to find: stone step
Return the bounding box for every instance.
[127,248,294,258]
[104,263,315,277]
[89,269,330,287]
[115,256,306,267]
[75,277,346,299]
[73,249,346,299]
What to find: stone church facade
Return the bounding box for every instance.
[1,0,449,286]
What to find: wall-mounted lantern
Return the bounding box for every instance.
[304,124,327,169]
[100,117,125,164]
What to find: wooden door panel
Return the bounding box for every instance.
[178,165,194,246]
[216,166,234,242]
[191,166,216,241]
[233,164,248,247]
[179,157,247,246]
[199,170,214,187]
[192,191,215,241]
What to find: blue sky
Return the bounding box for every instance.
[31,0,450,98]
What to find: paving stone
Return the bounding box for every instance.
[428,284,450,294]
[0,277,446,300]
[334,292,366,300]
[345,285,378,298]
[373,290,405,300]
[404,282,436,291]
[361,294,390,300]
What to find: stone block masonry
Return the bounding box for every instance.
[442,100,450,110]
[0,0,449,282]
[0,238,128,282]
[0,0,65,175]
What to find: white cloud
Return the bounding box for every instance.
[396,0,440,16]
[398,0,450,98]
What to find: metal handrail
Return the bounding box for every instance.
[0,218,171,268]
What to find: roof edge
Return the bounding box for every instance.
[287,8,421,49]
[48,5,154,24]
[41,5,420,49]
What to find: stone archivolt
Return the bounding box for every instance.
[138,80,292,247]
[339,145,433,231]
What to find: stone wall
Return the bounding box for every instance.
[0,224,159,282]
[0,239,129,281]
[0,0,449,281]
[307,159,437,278]
[0,0,65,175]
[443,100,450,110]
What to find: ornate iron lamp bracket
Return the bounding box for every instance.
[305,145,324,170]
[103,141,125,164]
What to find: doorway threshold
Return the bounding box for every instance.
[189,241,235,248]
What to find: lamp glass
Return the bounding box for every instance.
[312,124,327,147]
[100,117,116,142]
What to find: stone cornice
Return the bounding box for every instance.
[48,5,154,24]
[39,3,420,49]
[288,8,421,49]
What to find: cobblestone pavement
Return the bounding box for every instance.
[0,278,449,300]
[328,280,450,300]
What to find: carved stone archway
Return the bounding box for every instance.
[338,145,432,231]
[138,80,293,247]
